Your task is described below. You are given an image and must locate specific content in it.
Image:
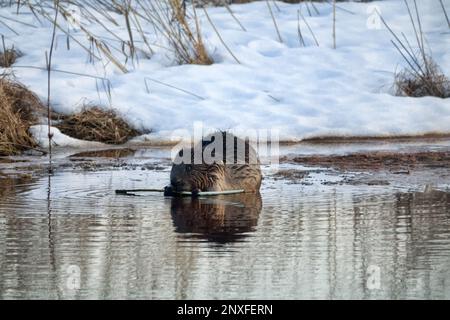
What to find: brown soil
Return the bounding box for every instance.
[69,148,136,159]
[300,134,450,144]
[284,151,450,171]
[0,158,27,164]
[272,169,309,182]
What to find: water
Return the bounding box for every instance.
[0,146,450,299]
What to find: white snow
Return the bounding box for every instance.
[1,0,450,147]
[29,125,106,149]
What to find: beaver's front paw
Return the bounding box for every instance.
[164,185,174,196]
[191,188,201,196]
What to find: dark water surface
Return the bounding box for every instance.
[0,148,450,299]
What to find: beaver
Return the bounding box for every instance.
[165,132,262,195]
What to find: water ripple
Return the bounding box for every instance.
[0,167,449,299]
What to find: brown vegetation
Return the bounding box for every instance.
[0,77,44,156]
[0,48,21,68]
[56,107,141,145]
[395,58,450,98]
[167,0,213,65]
[380,0,450,98]
[0,76,141,155]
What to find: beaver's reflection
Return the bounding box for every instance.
[170,193,262,243]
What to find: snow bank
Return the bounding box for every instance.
[30,125,106,149]
[1,0,449,146]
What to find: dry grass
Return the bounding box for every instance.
[0,48,21,68]
[381,0,450,98]
[395,57,450,98]
[56,107,141,145]
[216,0,358,3]
[193,0,329,5]
[1,0,212,72]
[0,78,142,153]
[164,0,213,65]
[0,77,44,156]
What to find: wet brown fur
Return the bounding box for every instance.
[169,132,262,193]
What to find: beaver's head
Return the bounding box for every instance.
[169,146,225,193]
[167,132,255,193]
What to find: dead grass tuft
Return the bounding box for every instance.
[148,0,213,65]
[0,48,22,68]
[56,107,141,145]
[0,77,44,156]
[380,0,450,98]
[395,57,450,98]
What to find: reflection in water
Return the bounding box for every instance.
[0,169,449,299]
[170,194,262,243]
[0,174,34,198]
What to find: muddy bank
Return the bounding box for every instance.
[69,148,136,159]
[300,134,450,144]
[283,151,450,171]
